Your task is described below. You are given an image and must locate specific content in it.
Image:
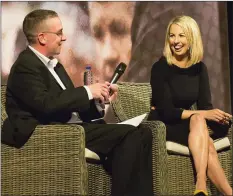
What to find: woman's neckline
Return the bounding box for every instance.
[171,63,192,69]
[171,59,190,69]
[169,61,201,75]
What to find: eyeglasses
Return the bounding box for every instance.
[42,31,64,37]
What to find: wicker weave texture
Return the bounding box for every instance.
[112,82,151,122]
[141,121,169,195]
[87,163,112,196]
[1,85,7,125]
[1,85,88,195]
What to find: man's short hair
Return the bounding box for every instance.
[23,9,58,44]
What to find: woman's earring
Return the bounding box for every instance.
[189,47,192,53]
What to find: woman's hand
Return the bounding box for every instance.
[202,109,232,125]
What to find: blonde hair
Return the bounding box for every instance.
[163,15,203,67]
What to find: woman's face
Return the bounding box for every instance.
[168,24,189,59]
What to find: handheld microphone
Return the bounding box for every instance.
[107,62,127,99]
[109,62,127,84]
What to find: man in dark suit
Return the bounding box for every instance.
[1,9,153,196]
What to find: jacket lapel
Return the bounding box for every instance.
[25,47,74,90]
[54,63,74,89]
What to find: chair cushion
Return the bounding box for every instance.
[85,148,100,160]
[166,137,230,156]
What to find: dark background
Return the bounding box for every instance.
[1,2,232,113]
[228,2,233,113]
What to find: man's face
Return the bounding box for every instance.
[89,2,135,81]
[41,17,66,57]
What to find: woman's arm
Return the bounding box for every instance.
[151,60,232,124]
[150,58,183,123]
[197,62,213,110]
[181,110,204,119]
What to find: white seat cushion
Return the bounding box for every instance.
[85,148,100,160]
[166,137,230,156]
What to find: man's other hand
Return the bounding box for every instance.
[88,82,110,103]
[108,82,118,102]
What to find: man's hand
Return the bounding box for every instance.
[88,82,110,103]
[108,83,118,102]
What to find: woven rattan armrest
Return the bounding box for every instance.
[226,125,232,142]
[140,120,169,194]
[1,124,88,196]
[111,96,128,122]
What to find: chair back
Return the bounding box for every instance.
[1,85,7,126]
[112,82,151,121]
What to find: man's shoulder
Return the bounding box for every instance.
[17,47,38,63]
[12,48,43,70]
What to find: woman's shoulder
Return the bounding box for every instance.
[197,61,208,73]
[151,56,169,72]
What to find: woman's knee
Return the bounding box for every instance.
[190,114,208,133]
[190,113,205,125]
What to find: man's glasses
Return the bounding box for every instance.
[41,31,64,37]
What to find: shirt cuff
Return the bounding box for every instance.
[83,86,105,114]
[83,86,93,100]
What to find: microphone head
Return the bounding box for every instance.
[115,62,127,74]
[109,62,127,84]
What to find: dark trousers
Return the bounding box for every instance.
[82,123,153,196]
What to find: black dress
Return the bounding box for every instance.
[148,57,229,146]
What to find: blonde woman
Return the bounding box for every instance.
[149,15,232,196]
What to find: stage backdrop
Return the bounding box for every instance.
[1,1,231,113]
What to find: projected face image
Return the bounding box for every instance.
[88,2,135,81]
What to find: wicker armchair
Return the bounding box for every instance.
[1,85,112,196]
[111,82,232,195]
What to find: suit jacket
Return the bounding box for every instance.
[2,47,103,148]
